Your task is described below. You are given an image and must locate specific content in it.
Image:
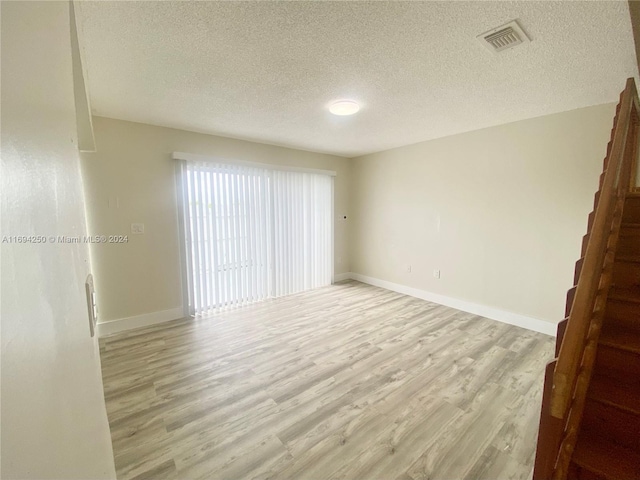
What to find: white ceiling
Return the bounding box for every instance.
[76,1,639,158]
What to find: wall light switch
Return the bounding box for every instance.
[131,223,145,234]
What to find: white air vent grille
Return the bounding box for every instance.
[477,20,530,53]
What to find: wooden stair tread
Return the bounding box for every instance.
[600,325,640,354]
[572,433,640,480]
[588,374,640,415]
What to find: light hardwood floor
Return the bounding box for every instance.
[99,281,555,480]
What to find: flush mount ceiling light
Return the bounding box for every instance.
[329,100,360,116]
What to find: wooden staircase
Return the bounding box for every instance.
[533,79,640,480]
[570,194,640,479]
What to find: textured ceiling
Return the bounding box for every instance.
[76,1,639,158]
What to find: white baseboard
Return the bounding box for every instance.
[348,272,557,337]
[97,306,185,337]
[333,272,352,282]
[96,275,557,337]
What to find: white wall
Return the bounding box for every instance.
[81,117,350,325]
[1,2,115,478]
[350,103,616,328]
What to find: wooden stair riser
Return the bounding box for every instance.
[574,257,584,285]
[616,228,640,257]
[581,234,589,257]
[581,399,640,451]
[604,300,640,331]
[622,197,640,223]
[587,374,640,416]
[565,288,576,318]
[602,103,621,169]
[568,462,612,480]
[594,344,640,383]
[575,229,636,285]
[612,260,640,289]
[571,434,640,480]
[555,318,568,356]
[581,229,632,259]
[587,211,595,232]
[606,139,613,160]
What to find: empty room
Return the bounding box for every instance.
[2,1,640,479]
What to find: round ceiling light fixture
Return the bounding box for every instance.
[329,100,360,116]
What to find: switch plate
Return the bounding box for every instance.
[131,223,145,234]
[433,269,441,279]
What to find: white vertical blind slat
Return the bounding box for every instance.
[266,173,274,298]
[275,171,282,298]
[221,165,232,307]
[294,173,299,292]
[241,168,250,303]
[227,165,237,306]
[233,168,242,306]
[236,170,245,305]
[287,172,292,293]
[247,171,256,302]
[188,167,202,312]
[213,167,224,307]
[242,172,250,303]
[299,175,306,290]
[254,172,263,300]
[276,173,283,297]
[179,162,195,315]
[199,168,209,307]
[206,168,220,310]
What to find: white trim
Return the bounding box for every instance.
[333,272,351,282]
[172,151,337,177]
[348,273,558,336]
[97,307,185,337]
[95,276,556,337]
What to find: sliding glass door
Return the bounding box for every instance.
[177,159,333,316]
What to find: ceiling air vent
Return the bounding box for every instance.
[477,20,530,53]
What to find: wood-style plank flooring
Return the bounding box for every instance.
[99,281,555,480]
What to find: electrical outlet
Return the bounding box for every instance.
[433,269,441,279]
[131,223,145,234]
[407,265,412,273]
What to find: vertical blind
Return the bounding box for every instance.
[177,159,333,316]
